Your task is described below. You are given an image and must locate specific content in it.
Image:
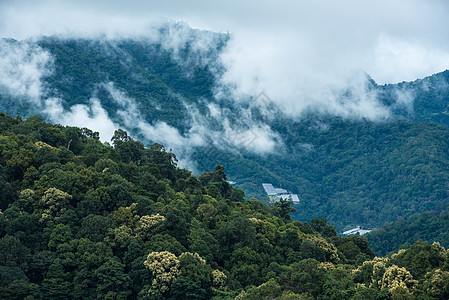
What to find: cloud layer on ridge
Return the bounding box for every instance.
[1,0,449,161]
[2,0,449,84]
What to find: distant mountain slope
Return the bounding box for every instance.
[378,70,449,125]
[194,118,449,230]
[39,37,221,131]
[366,208,449,256]
[1,32,449,230]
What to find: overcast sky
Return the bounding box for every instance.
[1,0,449,85]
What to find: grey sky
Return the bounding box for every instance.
[1,0,448,85]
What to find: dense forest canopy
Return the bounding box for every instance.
[366,209,449,257]
[1,36,449,233]
[1,113,449,299]
[195,118,449,230]
[1,7,449,299]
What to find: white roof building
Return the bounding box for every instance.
[262,183,277,195]
[262,183,300,204]
[342,226,371,236]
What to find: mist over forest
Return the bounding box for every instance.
[2,1,449,299]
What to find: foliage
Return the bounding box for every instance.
[2,38,449,233]
[143,251,180,293]
[367,210,449,256]
[0,113,448,298]
[195,118,449,232]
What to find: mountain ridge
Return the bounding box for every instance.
[1,32,449,231]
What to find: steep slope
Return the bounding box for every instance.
[1,113,449,299]
[195,118,449,229]
[1,32,449,230]
[366,208,449,256]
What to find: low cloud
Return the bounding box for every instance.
[103,82,205,168]
[185,96,285,155]
[104,82,206,150]
[215,32,402,121]
[0,36,283,164]
[0,39,53,101]
[104,82,283,167]
[221,121,280,155]
[392,88,415,118]
[44,97,118,142]
[1,1,449,162]
[0,40,119,142]
[2,1,449,123]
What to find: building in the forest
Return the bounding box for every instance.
[342,226,371,236]
[262,183,300,204]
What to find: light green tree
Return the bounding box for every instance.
[143,251,180,293]
[40,188,72,222]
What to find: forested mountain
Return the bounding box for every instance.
[366,208,449,257]
[197,119,449,230]
[1,114,449,299]
[1,28,449,232]
[379,70,449,126]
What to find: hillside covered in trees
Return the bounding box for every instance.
[1,35,449,233]
[366,208,449,257]
[195,118,449,231]
[1,113,449,299]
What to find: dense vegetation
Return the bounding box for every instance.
[366,208,449,256]
[1,113,449,299]
[37,37,221,132]
[379,70,449,126]
[1,35,449,233]
[195,118,449,230]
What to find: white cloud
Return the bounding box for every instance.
[185,98,284,155]
[105,82,283,159]
[44,97,118,142]
[1,0,449,153]
[0,39,53,101]
[0,40,119,142]
[369,35,449,84]
[207,103,222,118]
[211,0,449,119]
[221,120,280,155]
[2,0,449,84]
[103,82,206,168]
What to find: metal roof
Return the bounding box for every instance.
[262,183,300,204]
[262,183,277,195]
[275,188,288,194]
